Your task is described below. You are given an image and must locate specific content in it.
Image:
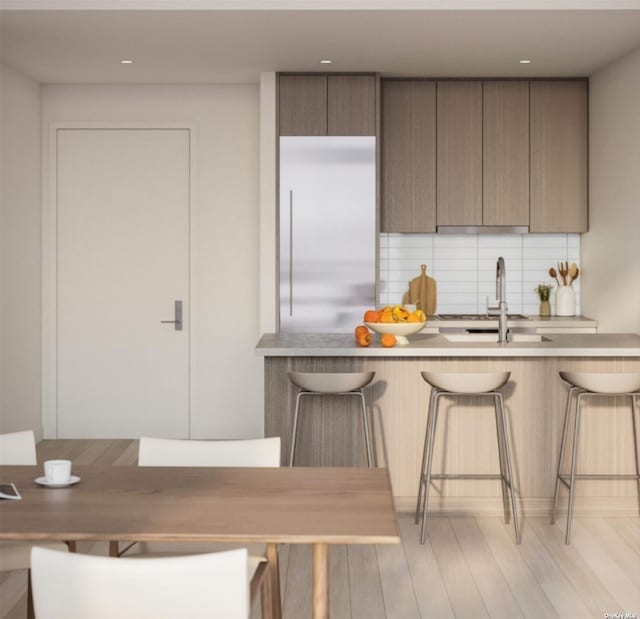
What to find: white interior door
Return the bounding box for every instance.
[55,128,190,438]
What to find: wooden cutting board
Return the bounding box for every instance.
[402,264,437,316]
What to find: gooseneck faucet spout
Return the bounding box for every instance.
[487,257,509,343]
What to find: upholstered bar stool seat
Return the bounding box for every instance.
[288,371,375,467]
[552,371,640,544]
[416,371,521,544]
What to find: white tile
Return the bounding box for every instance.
[429,270,476,283]
[477,234,523,248]
[387,247,433,260]
[523,234,568,249]
[432,259,477,271]
[434,234,478,249]
[478,246,522,260]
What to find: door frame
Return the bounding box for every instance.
[42,121,197,438]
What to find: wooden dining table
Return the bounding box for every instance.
[0,465,399,619]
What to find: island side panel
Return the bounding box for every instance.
[265,355,640,515]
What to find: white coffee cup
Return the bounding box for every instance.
[44,460,72,484]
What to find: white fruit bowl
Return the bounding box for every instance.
[365,321,427,346]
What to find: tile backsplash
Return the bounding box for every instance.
[379,233,581,316]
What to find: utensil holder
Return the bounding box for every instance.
[555,285,575,316]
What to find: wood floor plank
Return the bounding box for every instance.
[397,515,454,619]
[278,543,291,604]
[607,518,640,556]
[348,545,385,619]
[74,440,115,466]
[449,517,524,619]
[0,571,27,618]
[428,517,490,619]
[509,520,590,617]
[527,517,619,616]
[329,545,351,619]
[476,518,559,619]
[282,544,312,619]
[376,541,420,619]
[555,519,640,611]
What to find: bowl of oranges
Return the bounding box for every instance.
[364,305,427,346]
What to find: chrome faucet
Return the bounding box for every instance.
[487,256,509,343]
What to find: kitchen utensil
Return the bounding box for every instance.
[548,267,559,286]
[557,262,569,286]
[568,263,578,284]
[402,264,437,316]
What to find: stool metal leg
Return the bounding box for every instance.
[496,392,521,544]
[493,393,510,525]
[415,388,438,524]
[420,393,441,545]
[551,386,579,524]
[358,390,373,467]
[565,392,584,544]
[631,395,640,512]
[289,391,305,467]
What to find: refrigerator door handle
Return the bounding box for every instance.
[289,189,293,316]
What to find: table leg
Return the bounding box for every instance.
[312,543,329,619]
[266,543,282,619]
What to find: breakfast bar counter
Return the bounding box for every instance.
[257,333,640,516]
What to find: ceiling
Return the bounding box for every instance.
[1,8,639,83]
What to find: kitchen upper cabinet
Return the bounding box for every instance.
[328,75,376,136]
[436,81,483,227]
[381,80,436,232]
[483,81,530,227]
[278,74,376,136]
[279,75,328,136]
[530,80,588,232]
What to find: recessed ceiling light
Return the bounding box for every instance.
[121,59,134,65]
[320,60,332,64]
[519,59,532,64]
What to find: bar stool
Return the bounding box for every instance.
[416,371,521,544]
[551,371,640,544]
[288,371,375,467]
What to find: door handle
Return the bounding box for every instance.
[161,300,183,331]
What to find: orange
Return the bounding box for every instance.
[380,333,396,347]
[407,313,420,323]
[364,310,380,323]
[380,311,395,323]
[355,325,369,338]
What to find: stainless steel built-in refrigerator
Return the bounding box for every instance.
[279,136,376,333]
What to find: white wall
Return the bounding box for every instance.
[0,64,42,437]
[583,46,640,334]
[42,84,263,438]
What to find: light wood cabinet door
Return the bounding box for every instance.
[530,80,588,232]
[381,80,436,232]
[279,75,327,136]
[328,75,376,136]
[436,81,483,226]
[483,81,530,226]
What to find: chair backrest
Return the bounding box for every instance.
[31,547,249,619]
[138,436,281,467]
[0,430,37,465]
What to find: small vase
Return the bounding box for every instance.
[539,300,551,317]
[555,285,576,317]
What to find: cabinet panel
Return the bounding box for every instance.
[436,81,483,226]
[279,75,327,136]
[381,80,436,232]
[328,75,376,136]
[483,81,530,226]
[530,80,588,232]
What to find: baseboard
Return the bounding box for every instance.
[394,495,640,517]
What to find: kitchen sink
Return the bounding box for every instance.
[443,333,548,343]
[437,313,531,320]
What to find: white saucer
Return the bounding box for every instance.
[35,475,81,488]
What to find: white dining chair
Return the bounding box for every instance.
[113,436,282,618]
[31,546,257,619]
[0,431,70,619]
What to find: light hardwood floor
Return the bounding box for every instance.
[1,440,638,619]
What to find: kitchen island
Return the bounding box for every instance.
[257,333,640,516]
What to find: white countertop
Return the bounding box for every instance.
[426,315,596,330]
[256,332,640,358]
